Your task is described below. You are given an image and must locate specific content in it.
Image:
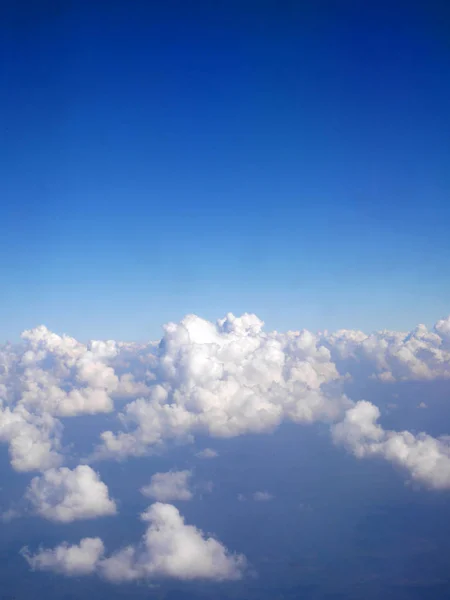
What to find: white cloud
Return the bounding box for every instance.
[101,503,246,582]
[1,311,450,491]
[21,538,105,576]
[25,465,117,522]
[0,403,62,472]
[6,311,450,591]
[23,503,246,583]
[332,401,450,490]
[323,320,450,382]
[196,448,218,459]
[13,326,119,417]
[141,470,193,502]
[94,313,346,460]
[252,491,273,501]
[435,316,450,345]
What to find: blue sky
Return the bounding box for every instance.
[1,0,450,341]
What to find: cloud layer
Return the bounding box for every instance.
[2,312,450,588]
[1,313,450,487]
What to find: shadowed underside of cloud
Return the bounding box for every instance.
[21,502,246,582]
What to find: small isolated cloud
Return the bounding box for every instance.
[418,402,428,409]
[25,465,117,522]
[23,503,246,583]
[252,491,273,502]
[332,401,450,490]
[22,537,105,576]
[196,448,218,459]
[140,470,193,502]
[238,492,274,502]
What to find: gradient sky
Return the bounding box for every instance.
[1,0,450,341]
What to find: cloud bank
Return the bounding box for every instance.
[0,313,449,489]
[2,311,450,588]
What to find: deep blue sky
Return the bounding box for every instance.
[1,0,450,341]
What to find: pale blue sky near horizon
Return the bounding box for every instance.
[1,0,450,342]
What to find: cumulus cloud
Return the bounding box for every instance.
[24,465,117,522]
[141,470,193,502]
[196,448,218,459]
[101,503,246,582]
[0,403,62,472]
[94,313,345,460]
[22,538,105,576]
[5,311,450,592]
[1,311,450,490]
[8,326,119,417]
[332,401,450,489]
[23,503,246,583]
[323,319,450,382]
[0,326,160,471]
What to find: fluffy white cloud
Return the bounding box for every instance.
[196,448,218,459]
[21,538,105,576]
[323,319,450,382]
[435,316,450,345]
[0,327,158,471]
[95,313,345,460]
[7,311,450,591]
[101,503,246,582]
[10,326,119,416]
[332,401,450,489]
[1,311,450,489]
[0,403,62,472]
[23,503,246,583]
[141,470,193,502]
[24,465,117,522]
